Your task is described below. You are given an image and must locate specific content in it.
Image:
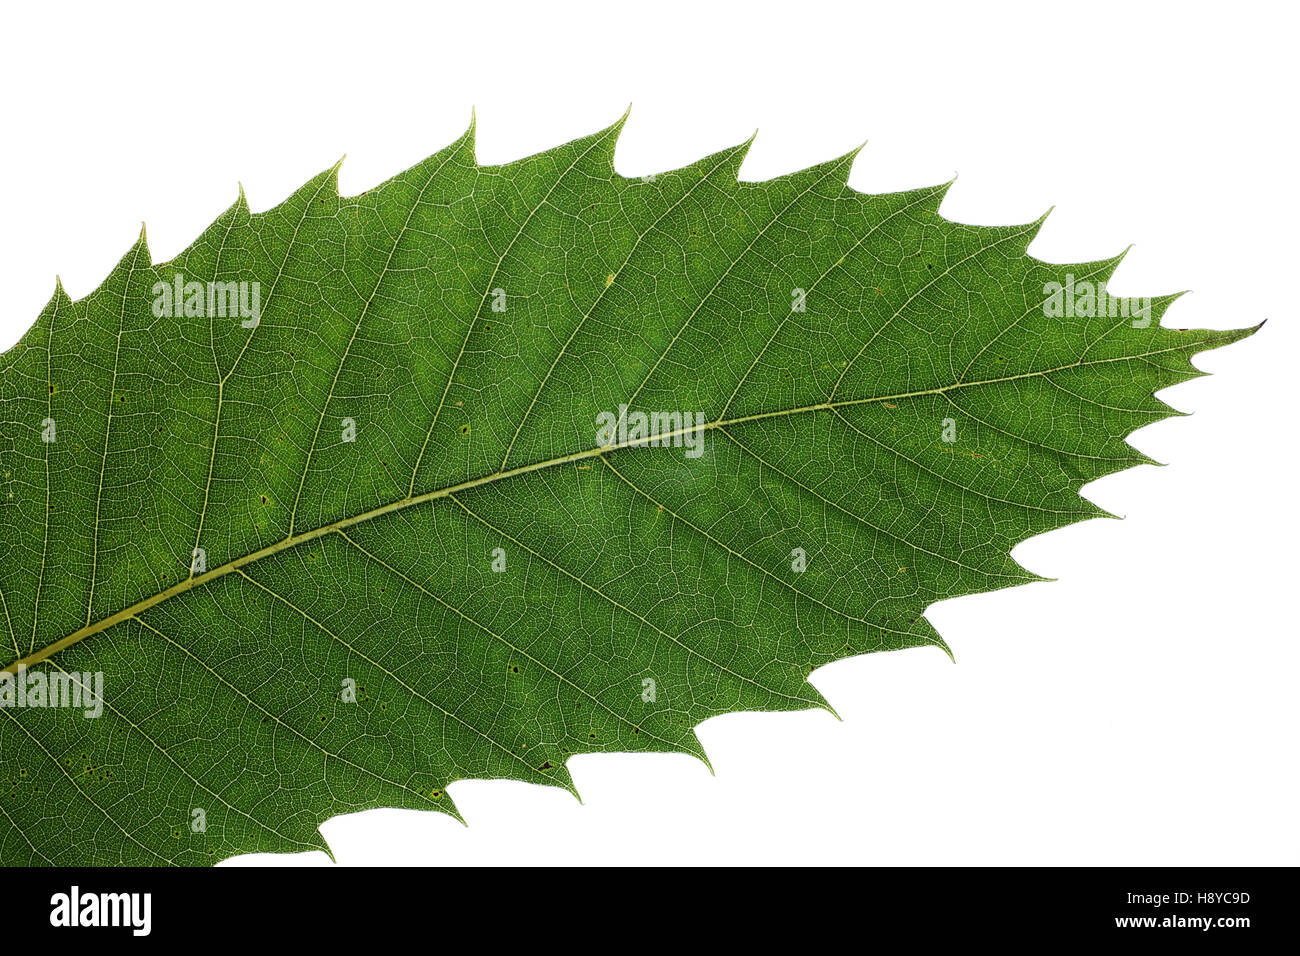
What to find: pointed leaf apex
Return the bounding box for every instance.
[0,123,1260,866]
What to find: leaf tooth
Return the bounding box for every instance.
[1121,440,1165,468]
[325,153,346,197]
[795,679,841,718]
[902,617,955,662]
[589,105,632,173]
[699,135,758,185]
[543,760,582,802]
[685,731,716,776]
[1008,551,1058,585]
[1090,242,1137,288]
[729,128,759,180]
[208,182,251,229]
[1004,205,1055,256]
[1179,319,1264,353]
[831,138,867,186]
[1150,394,1192,419]
[871,177,956,218]
[318,839,338,865]
[45,274,72,313]
[432,107,477,168]
[1084,499,1124,522]
[452,115,478,164]
[928,174,958,211]
[133,219,150,262]
[420,787,466,826]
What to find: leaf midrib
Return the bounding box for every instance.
[2,333,1235,678]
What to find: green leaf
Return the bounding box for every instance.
[0,114,1257,865]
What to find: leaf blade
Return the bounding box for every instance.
[0,120,1258,864]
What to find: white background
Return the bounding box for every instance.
[1,1,1293,866]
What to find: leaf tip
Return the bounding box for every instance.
[1225,317,1267,342]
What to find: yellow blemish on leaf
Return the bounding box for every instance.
[605,274,615,288]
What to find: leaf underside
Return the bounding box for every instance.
[0,115,1256,865]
